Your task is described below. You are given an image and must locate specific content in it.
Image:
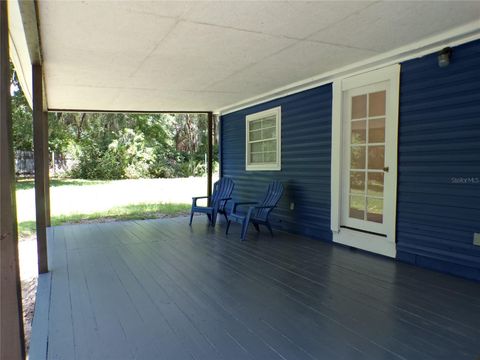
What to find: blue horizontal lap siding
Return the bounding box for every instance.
[221,85,332,240]
[397,39,480,281]
[221,39,480,281]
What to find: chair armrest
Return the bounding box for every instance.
[253,205,275,209]
[192,195,209,206]
[232,201,258,213]
[192,196,209,200]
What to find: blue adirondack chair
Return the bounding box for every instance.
[190,177,234,226]
[226,181,283,240]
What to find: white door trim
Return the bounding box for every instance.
[331,64,400,258]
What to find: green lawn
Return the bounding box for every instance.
[18,202,190,238]
[15,178,108,190]
[15,177,213,239]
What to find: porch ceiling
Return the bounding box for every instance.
[16,1,480,112]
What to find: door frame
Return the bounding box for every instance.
[331,64,400,258]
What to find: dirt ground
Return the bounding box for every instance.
[22,277,37,352]
[19,235,38,353]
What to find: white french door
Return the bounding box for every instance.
[332,65,400,258]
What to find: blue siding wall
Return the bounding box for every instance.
[220,39,480,281]
[221,85,332,240]
[396,40,480,281]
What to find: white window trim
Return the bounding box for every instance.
[245,106,281,171]
[331,64,400,258]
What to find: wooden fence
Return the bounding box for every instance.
[15,151,76,175]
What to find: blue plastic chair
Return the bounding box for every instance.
[226,181,283,240]
[190,177,234,226]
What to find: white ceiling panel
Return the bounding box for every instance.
[130,20,295,91]
[33,0,480,112]
[180,1,374,39]
[208,41,378,94]
[310,1,480,52]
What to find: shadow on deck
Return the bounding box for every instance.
[29,216,480,360]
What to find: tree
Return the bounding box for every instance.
[11,65,218,179]
[11,70,33,151]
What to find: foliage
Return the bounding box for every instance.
[11,65,219,180]
[11,71,33,151]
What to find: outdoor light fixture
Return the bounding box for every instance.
[438,47,452,67]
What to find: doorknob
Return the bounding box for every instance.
[383,166,389,172]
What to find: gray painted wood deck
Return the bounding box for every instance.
[29,217,480,360]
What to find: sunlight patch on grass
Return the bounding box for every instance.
[18,202,191,238]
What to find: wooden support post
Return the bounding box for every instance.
[0,2,26,359]
[43,112,51,227]
[207,112,213,205]
[215,114,222,178]
[33,64,48,274]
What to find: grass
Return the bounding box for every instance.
[18,202,191,238]
[16,178,108,191]
[15,176,216,239]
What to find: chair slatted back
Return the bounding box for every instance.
[254,181,283,220]
[211,177,234,210]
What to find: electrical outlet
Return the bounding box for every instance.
[289,202,295,210]
[474,233,480,247]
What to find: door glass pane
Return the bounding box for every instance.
[369,91,386,117]
[350,171,365,194]
[352,95,367,119]
[350,146,366,169]
[369,118,385,143]
[367,172,384,196]
[368,146,384,170]
[349,195,365,220]
[367,198,383,223]
[351,120,366,144]
[347,88,387,225]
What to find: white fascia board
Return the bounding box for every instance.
[217,20,480,115]
[8,0,34,108]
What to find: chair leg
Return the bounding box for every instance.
[266,222,274,236]
[226,220,231,235]
[253,223,260,232]
[223,211,229,222]
[240,219,250,241]
[211,210,218,227]
[241,210,253,241]
[207,213,212,226]
[189,210,194,226]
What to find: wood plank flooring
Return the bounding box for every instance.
[29,217,480,360]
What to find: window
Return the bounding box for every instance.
[245,106,281,171]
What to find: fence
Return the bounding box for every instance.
[15,151,77,176]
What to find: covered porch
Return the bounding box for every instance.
[1,1,480,359]
[30,217,480,360]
